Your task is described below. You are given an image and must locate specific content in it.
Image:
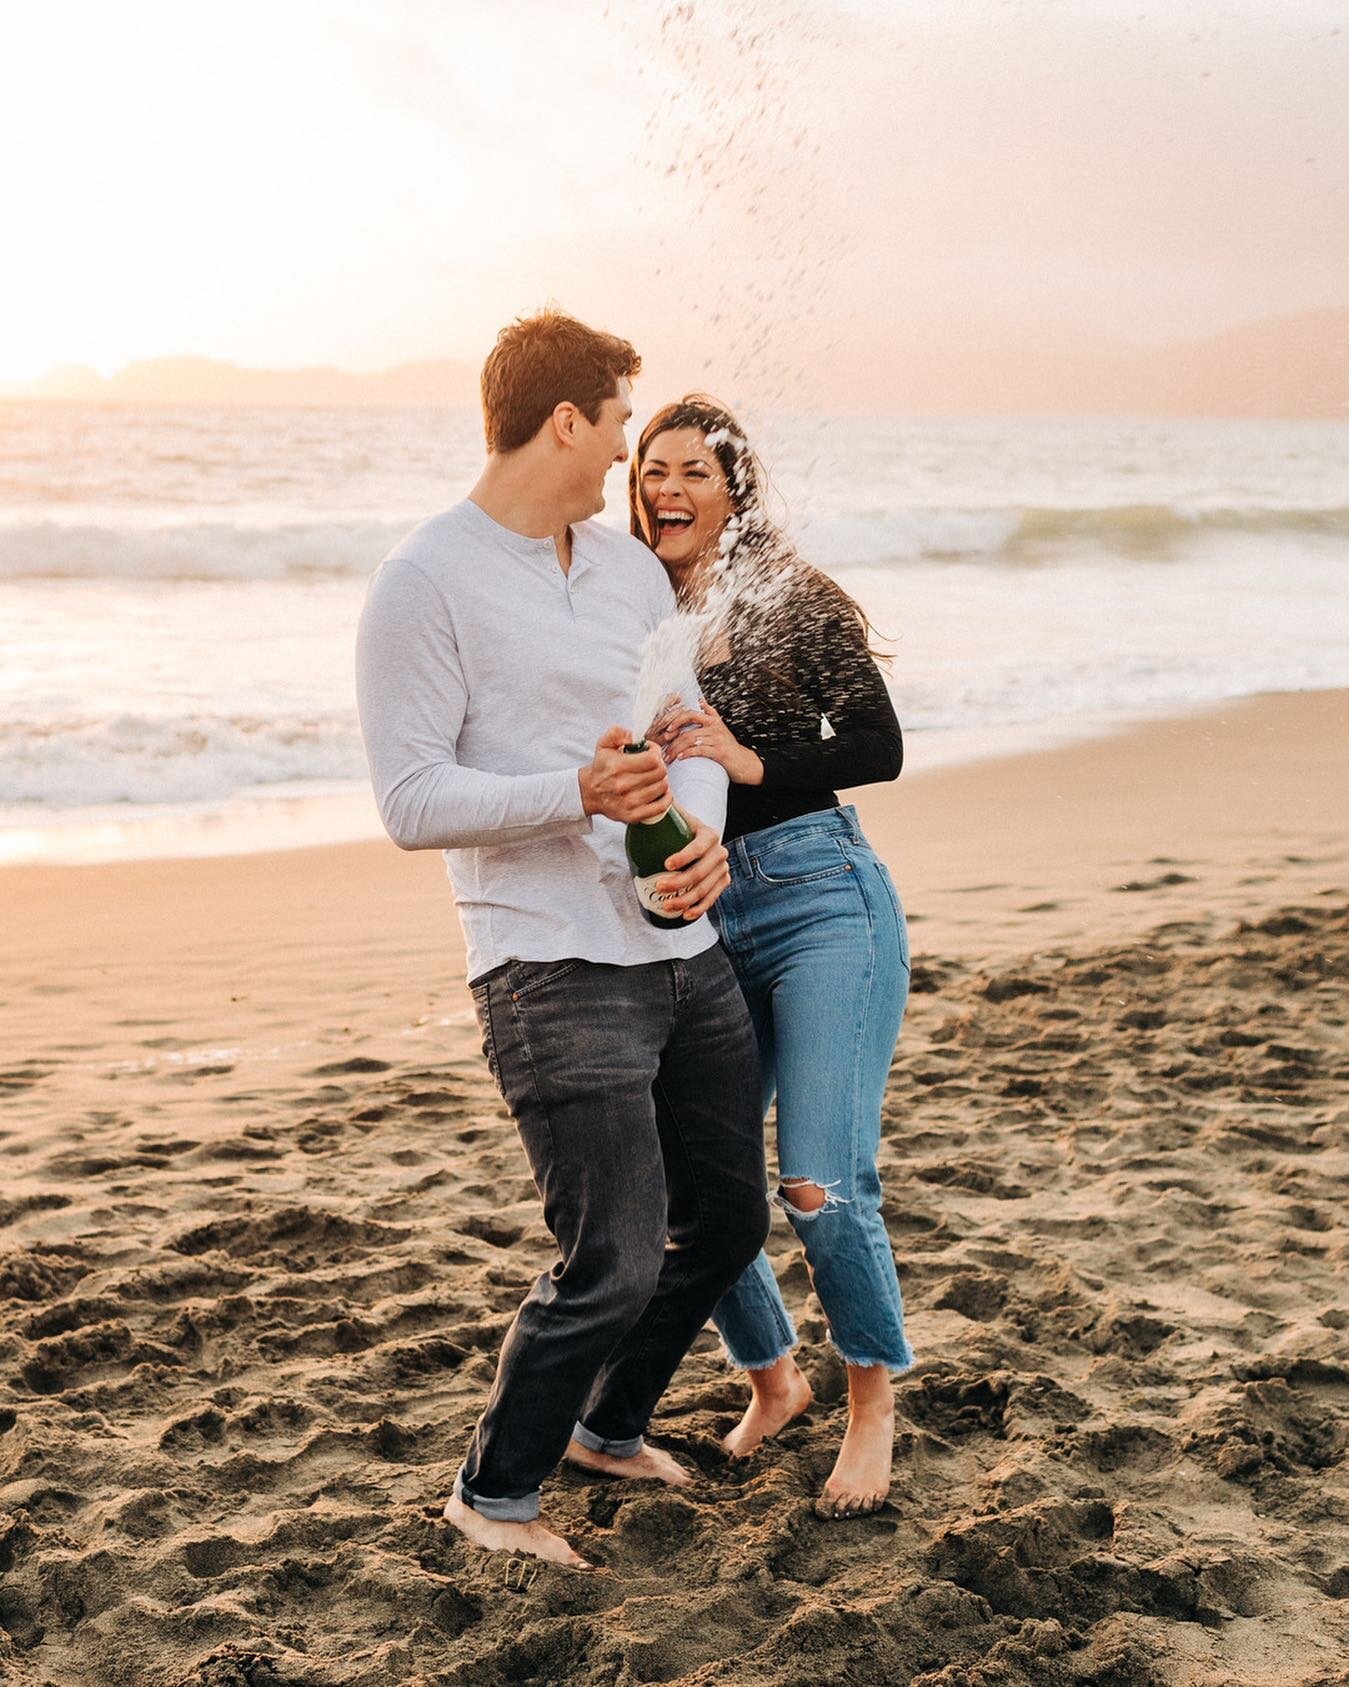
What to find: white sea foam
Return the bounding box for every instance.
[0,517,409,580]
[0,713,364,807]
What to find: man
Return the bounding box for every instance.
[356,309,770,1568]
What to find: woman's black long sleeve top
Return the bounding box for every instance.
[697,565,903,844]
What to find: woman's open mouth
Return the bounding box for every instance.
[656,510,695,540]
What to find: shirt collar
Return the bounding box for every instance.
[461,498,600,580]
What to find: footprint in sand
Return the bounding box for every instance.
[920,1495,1239,1627]
[930,1270,1009,1322]
[168,1206,412,1267]
[457,1212,527,1249]
[916,1162,1029,1200]
[0,1248,86,1301]
[1180,1376,1345,1482]
[1066,1421,1176,1475]
[0,1063,55,1094]
[20,1319,182,1395]
[0,1192,72,1229]
[901,1372,1011,1440]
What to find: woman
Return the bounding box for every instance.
[629,395,914,1519]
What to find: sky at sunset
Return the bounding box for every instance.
[6,0,1346,405]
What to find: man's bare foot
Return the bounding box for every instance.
[721,1356,813,1458]
[442,1492,593,1568]
[816,1392,895,1520]
[564,1439,694,1485]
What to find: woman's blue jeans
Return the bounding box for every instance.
[709,805,915,1373]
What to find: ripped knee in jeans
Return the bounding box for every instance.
[775,1177,851,1222]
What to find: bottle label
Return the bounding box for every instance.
[632,872,681,916]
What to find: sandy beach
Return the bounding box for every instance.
[2,689,1346,1687]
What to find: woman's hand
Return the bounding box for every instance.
[652,697,764,787]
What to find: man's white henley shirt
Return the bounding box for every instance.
[356,498,727,982]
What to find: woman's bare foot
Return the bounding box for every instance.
[721,1355,813,1458]
[442,1492,593,1568]
[564,1439,695,1485]
[816,1364,895,1519]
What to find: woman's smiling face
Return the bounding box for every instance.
[639,427,733,589]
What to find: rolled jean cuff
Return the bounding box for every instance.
[571,1420,644,1459]
[453,1466,540,1523]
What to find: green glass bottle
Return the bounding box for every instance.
[623,741,696,928]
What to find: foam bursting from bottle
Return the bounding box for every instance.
[631,426,837,739]
[625,3,875,741]
[640,0,850,412]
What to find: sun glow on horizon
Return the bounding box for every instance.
[3,0,652,381]
[4,0,1346,400]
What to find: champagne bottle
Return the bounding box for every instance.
[623,741,697,928]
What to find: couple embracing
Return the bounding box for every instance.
[356,310,913,1569]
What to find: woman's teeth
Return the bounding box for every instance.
[657,511,694,535]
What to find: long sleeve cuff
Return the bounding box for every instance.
[757,726,902,793]
[667,754,729,841]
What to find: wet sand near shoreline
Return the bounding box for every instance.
[1,690,1346,1686]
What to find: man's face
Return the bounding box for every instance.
[575,378,632,514]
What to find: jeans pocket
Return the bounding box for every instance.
[842,840,910,971]
[503,958,582,999]
[877,863,910,970]
[751,834,851,886]
[470,981,503,1094]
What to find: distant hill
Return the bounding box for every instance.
[3,312,1346,416]
[0,356,479,407]
[826,310,1349,419]
[1112,310,1349,420]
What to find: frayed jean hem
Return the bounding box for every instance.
[717,1335,800,1373]
[825,1335,918,1376]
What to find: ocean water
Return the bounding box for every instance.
[2,403,1346,863]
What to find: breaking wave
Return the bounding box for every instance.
[797,501,1349,570]
[0,713,365,807]
[3,502,1347,581]
[0,518,409,581]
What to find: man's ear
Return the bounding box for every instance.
[550,402,581,447]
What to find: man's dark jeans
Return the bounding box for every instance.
[453,945,770,1522]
